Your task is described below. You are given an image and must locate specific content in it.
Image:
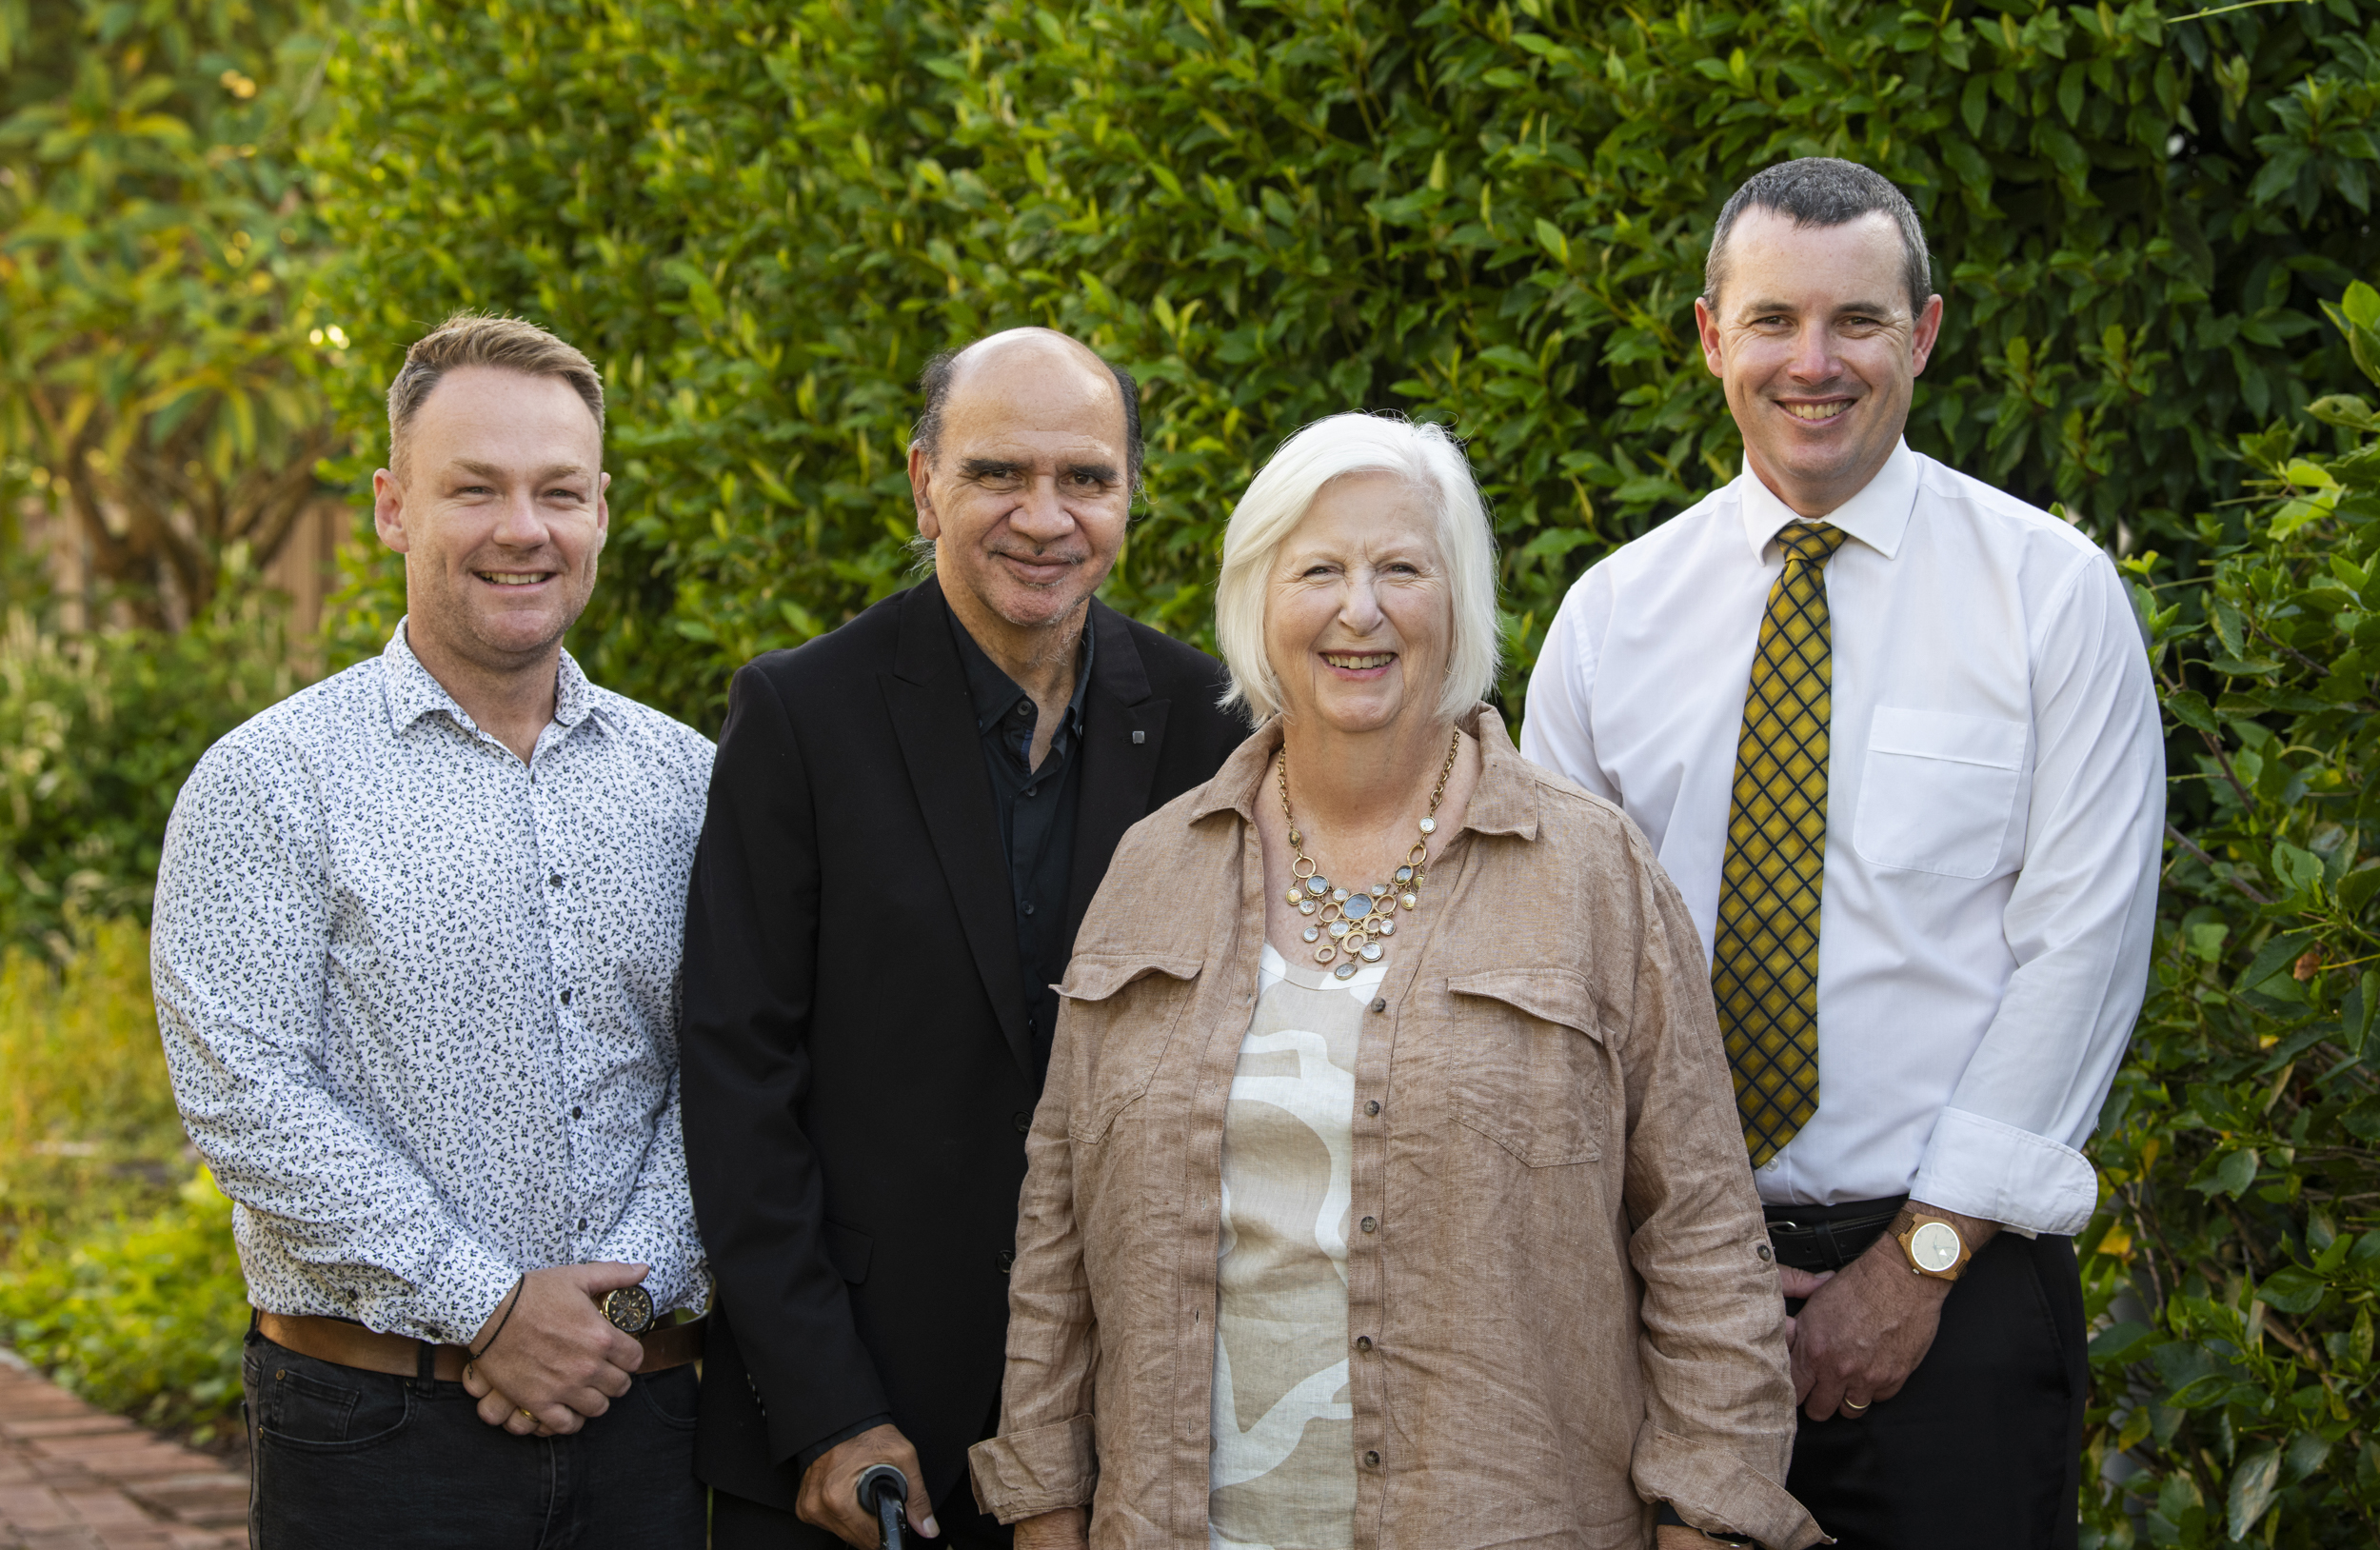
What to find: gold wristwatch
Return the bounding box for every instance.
[1891,1209,1971,1282]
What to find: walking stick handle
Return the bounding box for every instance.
[857,1462,910,1550]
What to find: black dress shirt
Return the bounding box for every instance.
[947,602,1093,1069]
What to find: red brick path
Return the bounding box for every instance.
[0,1352,246,1549]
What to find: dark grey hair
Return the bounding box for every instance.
[1705,158,1934,318]
[910,334,1144,493]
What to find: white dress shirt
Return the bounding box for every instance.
[153,622,714,1341]
[1521,443,2162,1236]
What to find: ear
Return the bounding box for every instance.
[1694,297,1725,379]
[372,467,410,554]
[593,469,612,554]
[1910,293,1945,376]
[908,443,942,542]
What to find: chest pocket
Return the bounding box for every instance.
[1444,967,1607,1166]
[1852,707,2027,879]
[1055,954,1202,1143]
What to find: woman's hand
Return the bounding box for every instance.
[1013,1506,1089,1549]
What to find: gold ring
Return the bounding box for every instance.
[1843,1398,1870,1412]
[516,1407,535,1422]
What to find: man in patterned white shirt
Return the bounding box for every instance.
[153,314,714,1547]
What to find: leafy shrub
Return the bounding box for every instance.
[2083,283,2380,1546]
[0,591,297,954]
[0,918,241,1439]
[311,0,2379,727]
[0,1169,247,1441]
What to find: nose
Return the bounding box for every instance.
[1786,318,1841,384]
[1010,474,1078,546]
[490,486,546,546]
[1339,568,1388,633]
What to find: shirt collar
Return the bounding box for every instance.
[381,618,596,738]
[1736,438,1918,564]
[946,599,1096,737]
[1188,705,1540,842]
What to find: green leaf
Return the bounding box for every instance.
[2227,1447,2279,1542]
[2255,1266,2327,1315]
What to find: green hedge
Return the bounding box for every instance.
[311,0,2378,728]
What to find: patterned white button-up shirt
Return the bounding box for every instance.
[153,622,714,1343]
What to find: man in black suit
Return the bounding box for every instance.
[682,328,1247,1548]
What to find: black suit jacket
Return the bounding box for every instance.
[680,576,1245,1521]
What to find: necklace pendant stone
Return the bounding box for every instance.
[1306,877,1328,897]
[1302,926,1319,943]
[1371,884,1389,898]
[1327,921,1350,939]
[1285,887,1302,906]
[1400,892,1419,910]
[1376,917,1395,937]
[1333,961,1359,981]
[1360,943,1383,963]
[1343,893,1372,921]
[1331,887,1349,904]
[1298,900,1317,916]
[1394,866,1414,884]
[1418,817,1437,835]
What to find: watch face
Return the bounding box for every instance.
[1910,1220,1963,1274]
[602,1284,655,1333]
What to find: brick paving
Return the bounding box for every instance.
[0,1351,246,1550]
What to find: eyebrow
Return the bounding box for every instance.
[1738,297,1899,319]
[957,458,1121,484]
[449,459,593,482]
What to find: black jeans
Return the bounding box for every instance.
[243,1326,704,1549]
[1768,1198,2087,1550]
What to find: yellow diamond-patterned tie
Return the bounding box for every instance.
[1714,520,1850,1168]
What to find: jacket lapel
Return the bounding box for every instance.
[1063,600,1168,949]
[881,577,1033,1075]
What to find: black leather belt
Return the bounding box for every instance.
[1762,1195,1907,1272]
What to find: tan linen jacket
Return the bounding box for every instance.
[970,708,1823,1550]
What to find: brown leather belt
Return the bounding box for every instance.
[258,1310,704,1381]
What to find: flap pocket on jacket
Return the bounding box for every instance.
[823,1219,871,1284]
[1445,967,1607,1166]
[1853,706,2026,879]
[1058,954,1202,1142]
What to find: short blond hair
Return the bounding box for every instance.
[387,313,604,474]
[1215,413,1499,725]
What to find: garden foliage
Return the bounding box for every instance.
[311,0,2378,727]
[0,0,344,625]
[2084,283,2380,1547]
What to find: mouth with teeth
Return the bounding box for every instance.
[475,570,556,587]
[1780,399,1854,424]
[1321,651,1396,675]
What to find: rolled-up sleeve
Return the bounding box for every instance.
[1616,835,1826,1550]
[1908,556,2164,1236]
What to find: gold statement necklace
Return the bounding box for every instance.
[1278,728,1461,982]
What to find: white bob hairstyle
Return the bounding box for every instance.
[1215,412,1499,725]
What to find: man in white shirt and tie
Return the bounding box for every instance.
[1521,158,2163,1548]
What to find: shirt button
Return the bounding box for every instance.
[1364,1450,1380,1468]
[576,1217,587,1231]
[1024,785,1039,798]
[1355,1335,1374,1352]
[1359,1216,1378,1234]
[1370,999,1386,1014]
[1013,1112,1032,1134]
[1756,1243,1775,1262]
[571,1106,583,1120]
[1365,1101,1380,1117]
[560,988,572,1005]
[1021,902,1036,916]
[1014,702,1031,718]
[547,873,563,888]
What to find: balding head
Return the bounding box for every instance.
[912,328,1142,494]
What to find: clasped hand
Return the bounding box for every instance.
[1780,1204,1993,1421]
[459,1262,651,1437]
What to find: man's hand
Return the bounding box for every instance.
[1014,1507,1088,1548]
[459,1262,648,1436]
[797,1423,935,1548]
[1783,1202,1995,1421]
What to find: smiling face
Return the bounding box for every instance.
[372,365,608,675]
[1696,208,1943,517]
[909,330,1132,641]
[1263,473,1452,738]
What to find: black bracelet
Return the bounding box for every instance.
[467,1276,526,1362]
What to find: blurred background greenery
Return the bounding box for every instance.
[2,0,2377,1540]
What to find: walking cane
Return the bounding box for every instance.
[857,1462,911,1550]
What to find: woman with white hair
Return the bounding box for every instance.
[968,415,1819,1550]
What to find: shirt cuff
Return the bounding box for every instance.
[1908,1105,2100,1237]
[969,1415,1098,1523]
[794,1413,895,1475]
[1631,1423,1824,1550]
[366,1233,518,1345]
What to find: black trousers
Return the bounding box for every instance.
[711,1471,1011,1548]
[1767,1198,2086,1550]
[242,1326,704,1549]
